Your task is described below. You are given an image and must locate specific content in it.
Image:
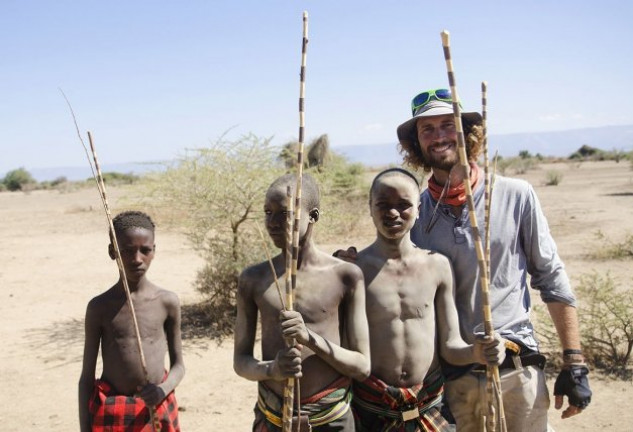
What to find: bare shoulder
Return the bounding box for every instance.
[237,260,272,295]
[155,286,181,309]
[319,249,363,284]
[412,246,450,265]
[86,285,119,314]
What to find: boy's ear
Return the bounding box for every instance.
[108,243,116,260]
[309,208,319,223]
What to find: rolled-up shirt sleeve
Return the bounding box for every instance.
[521,185,576,306]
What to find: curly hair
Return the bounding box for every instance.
[399,117,484,173]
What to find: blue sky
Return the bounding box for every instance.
[1,1,632,175]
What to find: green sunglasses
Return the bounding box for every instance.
[411,88,461,116]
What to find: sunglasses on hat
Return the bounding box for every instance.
[411,88,461,116]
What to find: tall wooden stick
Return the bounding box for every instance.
[283,12,309,432]
[440,31,506,432]
[62,90,160,430]
[481,81,498,432]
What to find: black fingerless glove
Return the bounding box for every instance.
[554,364,592,409]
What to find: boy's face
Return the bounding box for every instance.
[370,175,420,240]
[264,185,311,249]
[109,227,156,283]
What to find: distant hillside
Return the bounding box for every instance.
[334,124,633,167]
[12,124,633,181]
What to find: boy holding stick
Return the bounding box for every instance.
[351,168,504,431]
[234,173,371,431]
[79,211,185,431]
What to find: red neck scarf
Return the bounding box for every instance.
[427,163,481,206]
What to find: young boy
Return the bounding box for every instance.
[233,173,371,431]
[79,211,185,431]
[352,168,503,431]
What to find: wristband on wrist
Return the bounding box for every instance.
[563,349,583,355]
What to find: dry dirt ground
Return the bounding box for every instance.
[1,160,632,431]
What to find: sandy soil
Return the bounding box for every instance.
[1,160,632,431]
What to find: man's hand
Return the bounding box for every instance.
[554,364,591,418]
[268,345,303,380]
[136,383,166,407]
[280,310,310,345]
[332,246,357,263]
[472,334,506,365]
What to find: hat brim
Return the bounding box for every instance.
[397,110,483,145]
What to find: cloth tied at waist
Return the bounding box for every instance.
[88,374,180,431]
[256,376,352,428]
[352,368,450,431]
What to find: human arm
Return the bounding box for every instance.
[137,291,185,406]
[78,301,101,432]
[548,302,591,418]
[279,265,370,381]
[233,271,302,381]
[435,257,505,366]
[521,185,590,416]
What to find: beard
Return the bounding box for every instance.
[420,140,460,172]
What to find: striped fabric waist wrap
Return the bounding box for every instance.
[352,368,444,419]
[257,376,352,428]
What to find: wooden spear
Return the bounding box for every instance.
[440,31,507,432]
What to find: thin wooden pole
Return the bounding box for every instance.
[440,31,506,432]
[283,12,309,432]
[481,81,498,432]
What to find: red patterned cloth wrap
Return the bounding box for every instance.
[254,376,354,431]
[88,376,180,431]
[352,368,450,432]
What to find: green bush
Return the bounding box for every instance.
[135,133,284,335]
[535,272,633,378]
[134,132,367,335]
[576,272,633,377]
[2,167,36,191]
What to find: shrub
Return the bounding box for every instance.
[591,230,633,259]
[99,172,139,186]
[2,167,36,191]
[135,132,368,336]
[535,272,633,377]
[576,272,633,376]
[544,170,563,186]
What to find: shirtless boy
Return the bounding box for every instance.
[233,173,371,431]
[79,211,185,431]
[352,168,503,431]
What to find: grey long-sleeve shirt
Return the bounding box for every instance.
[411,175,575,352]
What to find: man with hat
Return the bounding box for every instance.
[396,88,592,431]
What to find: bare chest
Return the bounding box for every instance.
[366,266,436,320]
[103,298,167,342]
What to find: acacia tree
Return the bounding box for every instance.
[140,133,284,333]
